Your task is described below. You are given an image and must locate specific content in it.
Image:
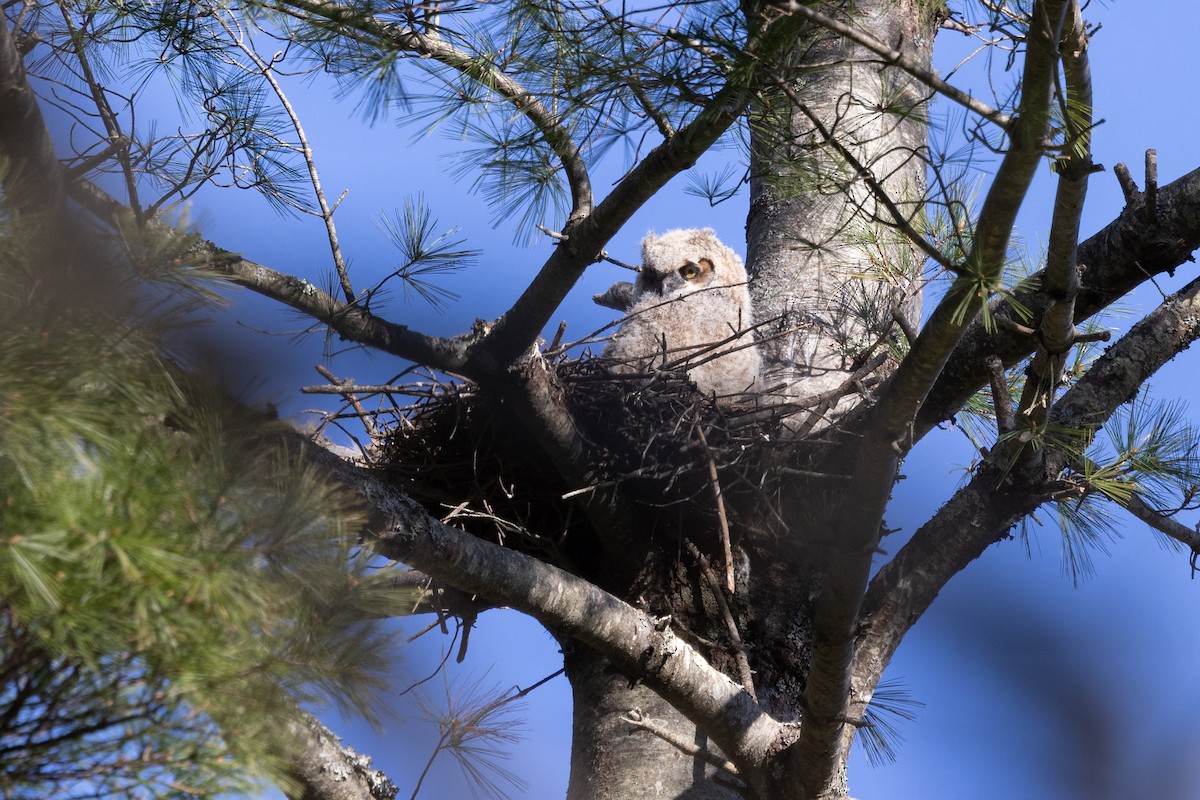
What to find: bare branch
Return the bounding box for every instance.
[69,176,475,373]
[1145,148,1159,225]
[1049,275,1200,431]
[622,710,741,777]
[985,354,1016,436]
[1113,161,1140,205]
[316,449,784,778]
[851,459,1049,722]
[216,13,356,303]
[1120,493,1200,552]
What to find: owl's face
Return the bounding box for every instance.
[635,256,716,298]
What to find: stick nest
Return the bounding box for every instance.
[375,356,801,569]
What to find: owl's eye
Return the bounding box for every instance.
[679,263,701,280]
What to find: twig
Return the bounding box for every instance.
[628,78,675,139]
[1145,148,1158,225]
[621,710,740,777]
[775,81,958,274]
[548,320,568,352]
[684,541,757,702]
[315,364,380,442]
[511,668,566,699]
[984,355,1015,436]
[1112,161,1140,206]
[272,0,593,222]
[694,427,734,595]
[218,13,355,302]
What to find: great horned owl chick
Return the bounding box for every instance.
[605,228,761,400]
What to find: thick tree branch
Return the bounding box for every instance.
[847,459,1051,744]
[465,84,750,374]
[467,12,816,372]
[281,711,398,800]
[794,5,1070,795]
[0,14,66,221]
[872,0,1068,451]
[1015,0,1093,426]
[1049,274,1200,430]
[316,449,784,785]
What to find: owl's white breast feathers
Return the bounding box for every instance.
[605,229,762,401]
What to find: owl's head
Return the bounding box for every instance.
[636,228,745,298]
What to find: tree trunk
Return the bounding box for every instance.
[564,645,743,800]
[564,1,941,794]
[747,0,937,427]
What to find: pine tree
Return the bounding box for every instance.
[4,2,1200,799]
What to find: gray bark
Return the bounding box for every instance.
[282,712,398,800]
[747,0,935,429]
[564,647,743,800]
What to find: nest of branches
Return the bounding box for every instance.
[368,352,820,575]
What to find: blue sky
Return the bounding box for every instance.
[165,1,1200,797]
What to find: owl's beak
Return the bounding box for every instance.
[639,271,665,296]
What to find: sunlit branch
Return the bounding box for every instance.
[765,0,1012,129]
[282,709,396,800]
[322,449,784,784]
[216,13,356,303]
[191,237,474,372]
[270,0,594,223]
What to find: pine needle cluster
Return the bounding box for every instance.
[0,213,399,798]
